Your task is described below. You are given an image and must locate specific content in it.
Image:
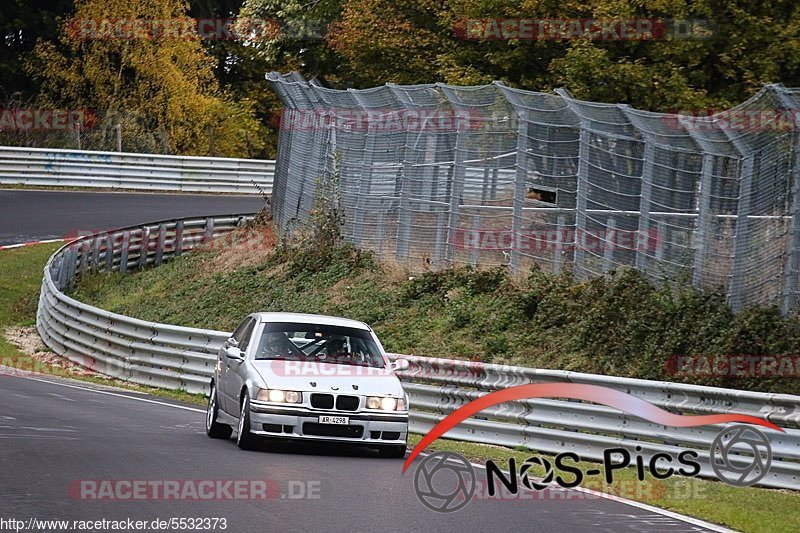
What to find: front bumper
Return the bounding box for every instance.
[248,401,408,445]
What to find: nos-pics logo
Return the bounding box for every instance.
[403,383,781,513]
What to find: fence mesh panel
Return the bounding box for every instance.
[266,73,800,314]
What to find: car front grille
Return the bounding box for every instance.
[335,395,359,411]
[310,393,334,409]
[303,423,364,439]
[310,393,360,411]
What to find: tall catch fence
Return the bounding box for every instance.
[267,73,800,314]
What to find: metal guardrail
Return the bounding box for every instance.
[0,146,275,194]
[393,355,800,490]
[34,216,800,490]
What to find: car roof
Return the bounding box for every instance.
[252,312,371,331]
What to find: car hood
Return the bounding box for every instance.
[250,360,404,397]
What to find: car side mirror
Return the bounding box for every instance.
[226,337,239,348]
[391,358,410,372]
[225,346,244,360]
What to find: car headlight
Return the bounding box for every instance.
[256,388,302,404]
[366,396,404,411]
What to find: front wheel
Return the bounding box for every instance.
[236,393,259,450]
[378,444,407,458]
[206,382,232,439]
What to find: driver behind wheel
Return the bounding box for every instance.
[257,332,287,359]
[326,337,351,361]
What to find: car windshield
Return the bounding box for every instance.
[254,322,385,368]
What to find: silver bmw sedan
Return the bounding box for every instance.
[206,312,410,458]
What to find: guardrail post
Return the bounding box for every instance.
[174,220,184,256]
[119,231,130,273]
[138,227,150,269]
[155,224,166,265]
[79,238,90,275]
[204,218,214,246]
[52,255,64,290]
[105,234,115,272]
[92,235,103,271]
[65,248,77,288]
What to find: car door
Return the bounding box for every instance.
[220,317,256,414]
[227,318,258,413]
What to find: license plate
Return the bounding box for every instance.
[318,415,349,425]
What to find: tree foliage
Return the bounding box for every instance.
[5,0,800,151]
[30,0,264,156]
[323,0,800,110]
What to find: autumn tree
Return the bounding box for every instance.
[30,0,264,156]
[323,0,800,111]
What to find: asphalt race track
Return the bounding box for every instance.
[0,374,716,532]
[0,190,717,532]
[0,190,264,246]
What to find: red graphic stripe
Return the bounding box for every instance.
[403,383,783,473]
[0,238,64,251]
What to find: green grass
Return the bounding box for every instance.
[407,434,800,533]
[0,243,205,406]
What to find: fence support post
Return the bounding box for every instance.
[573,125,591,280]
[554,214,566,274]
[635,142,655,271]
[692,154,715,287]
[603,217,616,273]
[729,155,756,310]
[470,214,482,266]
[510,109,529,273]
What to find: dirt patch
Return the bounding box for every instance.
[197,226,278,273]
[4,326,101,377]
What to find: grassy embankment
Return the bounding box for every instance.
[0,242,205,404]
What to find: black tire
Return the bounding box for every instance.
[236,392,259,450]
[206,382,233,439]
[378,444,407,458]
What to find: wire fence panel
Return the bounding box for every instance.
[266,74,800,313]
